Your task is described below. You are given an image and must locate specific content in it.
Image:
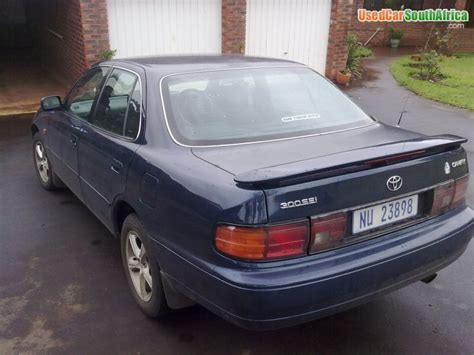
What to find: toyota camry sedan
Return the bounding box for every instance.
[31,56,473,330]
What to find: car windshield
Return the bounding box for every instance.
[161,67,374,146]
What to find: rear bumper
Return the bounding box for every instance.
[153,207,473,330]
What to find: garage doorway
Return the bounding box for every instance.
[0,0,73,117]
[107,0,222,58]
[245,0,332,74]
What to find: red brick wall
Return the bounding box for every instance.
[325,0,355,79]
[222,0,246,53]
[451,28,474,51]
[28,0,88,84]
[80,0,110,66]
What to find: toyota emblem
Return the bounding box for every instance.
[386,175,403,192]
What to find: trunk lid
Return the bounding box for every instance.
[193,123,468,223]
[192,123,419,176]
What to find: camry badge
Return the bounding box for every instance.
[386,175,403,192]
[444,162,451,175]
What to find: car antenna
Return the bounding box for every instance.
[396,95,409,127]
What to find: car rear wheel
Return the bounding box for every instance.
[33,132,62,190]
[121,214,169,317]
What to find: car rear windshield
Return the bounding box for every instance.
[161,67,374,146]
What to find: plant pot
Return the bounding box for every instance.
[336,71,351,86]
[390,39,401,48]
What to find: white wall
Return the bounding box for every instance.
[107,0,222,58]
[246,0,332,74]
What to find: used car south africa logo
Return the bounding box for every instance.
[358,8,469,22]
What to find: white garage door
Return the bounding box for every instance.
[107,0,222,58]
[245,0,332,74]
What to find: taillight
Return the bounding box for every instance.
[430,180,455,215]
[215,220,309,260]
[452,175,469,209]
[430,175,469,215]
[310,212,348,253]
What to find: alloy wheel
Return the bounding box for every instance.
[126,230,153,302]
[34,142,50,183]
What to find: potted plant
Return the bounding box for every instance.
[336,68,352,86]
[390,28,404,48]
[345,43,363,80]
[336,33,373,86]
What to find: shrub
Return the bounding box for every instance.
[410,50,446,82]
[390,27,404,40]
[100,49,117,61]
[429,27,455,56]
[344,33,373,79]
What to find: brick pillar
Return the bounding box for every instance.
[222,0,246,54]
[80,0,110,66]
[325,0,355,79]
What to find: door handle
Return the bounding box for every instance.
[70,135,78,146]
[111,165,120,174]
[110,159,123,174]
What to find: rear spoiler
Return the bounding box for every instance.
[234,135,467,188]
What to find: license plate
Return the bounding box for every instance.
[352,195,419,234]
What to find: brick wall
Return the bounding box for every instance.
[28,0,88,84]
[451,28,474,51]
[80,0,110,66]
[325,0,355,79]
[222,0,246,53]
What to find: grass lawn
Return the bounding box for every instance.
[390,52,474,111]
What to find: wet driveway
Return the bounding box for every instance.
[0,51,473,354]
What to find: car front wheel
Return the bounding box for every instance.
[33,132,62,190]
[121,214,169,317]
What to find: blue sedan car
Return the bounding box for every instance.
[32,56,473,330]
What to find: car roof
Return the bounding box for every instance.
[100,55,305,77]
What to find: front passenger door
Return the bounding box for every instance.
[51,67,109,199]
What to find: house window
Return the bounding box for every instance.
[363,0,424,10]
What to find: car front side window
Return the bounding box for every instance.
[66,67,109,120]
[91,68,140,138]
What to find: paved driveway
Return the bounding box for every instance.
[1,52,473,354]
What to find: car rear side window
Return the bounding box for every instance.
[161,67,374,146]
[91,68,141,139]
[67,67,109,120]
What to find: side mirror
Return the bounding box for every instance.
[41,96,62,111]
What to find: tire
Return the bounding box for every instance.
[121,214,169,317]
[32,132,63,190]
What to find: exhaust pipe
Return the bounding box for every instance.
[421,273,438,284]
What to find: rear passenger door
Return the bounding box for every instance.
[77,67,142,226]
